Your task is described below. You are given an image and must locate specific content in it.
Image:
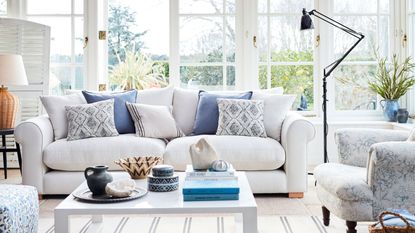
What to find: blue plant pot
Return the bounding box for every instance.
[380,99,399,122]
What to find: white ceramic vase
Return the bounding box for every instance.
[189,138,218,170]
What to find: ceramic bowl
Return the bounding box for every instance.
[114,156,162,179]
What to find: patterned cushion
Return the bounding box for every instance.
[216,99,267,137]
[126,102,184,139]
[65,99,119,141]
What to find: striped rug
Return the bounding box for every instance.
[38,215,371,233]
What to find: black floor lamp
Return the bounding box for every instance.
[300,9,364,164]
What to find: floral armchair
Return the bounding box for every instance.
[313,128,415,233]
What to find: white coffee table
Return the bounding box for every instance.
[54,172,258,233]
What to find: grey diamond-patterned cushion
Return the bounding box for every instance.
[65,99,119,141]
[216,99,267,137]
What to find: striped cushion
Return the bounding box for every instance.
[126,103,183,139]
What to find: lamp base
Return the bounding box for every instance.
[0,87,19,129]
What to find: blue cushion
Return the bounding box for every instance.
[192,91,253,135]
[82,90,137,134]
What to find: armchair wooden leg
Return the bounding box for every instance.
[288,192,304,198]
[346,221,357,233]
[322,206,330,226]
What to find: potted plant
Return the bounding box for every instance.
[109,49,167,90]
[368,55,415,121]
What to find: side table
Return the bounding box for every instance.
[0,128,22,179]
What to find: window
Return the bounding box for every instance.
[178,0,236,90]
[331,0,390,111]
[25,0,85,94]
[107,0,169,90]
[0,0,6,15]
[257,0,315,111]
[407,0,415,114]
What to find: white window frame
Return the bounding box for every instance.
[21,0,86,92]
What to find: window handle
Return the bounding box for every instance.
[83,36,89,49]
[315,35,320,48]
[253,36,257,48]
[402,34,407,48]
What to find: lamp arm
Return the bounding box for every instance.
[323,36,365,77]
[309,9,363,39]
[307,9,365,77]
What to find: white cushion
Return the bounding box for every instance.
[407,127,415,141]
[43,134,166,171]
[40,93,87,140]
[255,87,284,95]
[127,103,183,139]
[172,88,199,135]
[251,93,295,141]
[136,85,174,106]
[164,135,285,171]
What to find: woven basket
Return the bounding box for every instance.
[114,156,162,179]
[0,87,19,129]
[369,211,415,233]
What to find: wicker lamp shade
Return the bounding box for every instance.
[0,54,28,129]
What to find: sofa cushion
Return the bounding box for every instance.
[192,91,253,135]
[172,88,199,135]
[314,163,373,201]
[82,90,137,134]
[164,135,285,171]
[44,134,166,171]
[136,85,174,106]
[40,93,87,140]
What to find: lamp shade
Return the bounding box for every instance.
[300,8,314,30]
[0,54,28,86]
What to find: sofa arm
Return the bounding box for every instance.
[281,112,315,192]
[335,129,408,167]
[15,115,54,194]
[367,142,415,214]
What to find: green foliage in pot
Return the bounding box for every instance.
[109,49,168,90]
[368,54,415,100]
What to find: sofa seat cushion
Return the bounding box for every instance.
[44,134,166,171]
[314,163,373,201]
[164,135,285,171]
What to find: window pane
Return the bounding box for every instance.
[225,0,235,14]
[379,0,389,14]
[334,16,379,61]
[180,0,223,14]
[227,66,235,86]
[0,0,6,15]
[74,17,84,63]
[225,16,235,62]
[51,66,72,94]
[333,0,377,14]
[258,0,267,13]
[75,0,84,14]
[258,16,268,62]
[270,0,312,14]
[270,16,313,62]
[334,65,377,111]
[180,16,223,63]
[28,17,72,63]
[260,65,314,111]
[27,0,71,14]
[108,0,170,87]
[180,66,223,90]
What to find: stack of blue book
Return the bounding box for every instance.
[183,165,239,201]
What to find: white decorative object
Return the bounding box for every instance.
[105,179,136,198]
[210,160,230,172]
[189,138,218,170]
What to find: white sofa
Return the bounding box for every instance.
[15,87,315,196]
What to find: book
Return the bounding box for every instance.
[185,176,238,181]
[183,193,239,201]
[185,165,235,177]
[182,179,240,194]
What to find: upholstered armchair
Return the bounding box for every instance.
[314,128,415,233]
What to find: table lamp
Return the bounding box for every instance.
[0,54,28,129]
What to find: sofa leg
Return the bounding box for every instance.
[38,194,43,200]
[288,192,304,198]
[346,221,357,233]
[322,206,330,226]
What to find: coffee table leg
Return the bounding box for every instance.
[239,208,257,233]
[54,211,69,233]
[86,215,103,233]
